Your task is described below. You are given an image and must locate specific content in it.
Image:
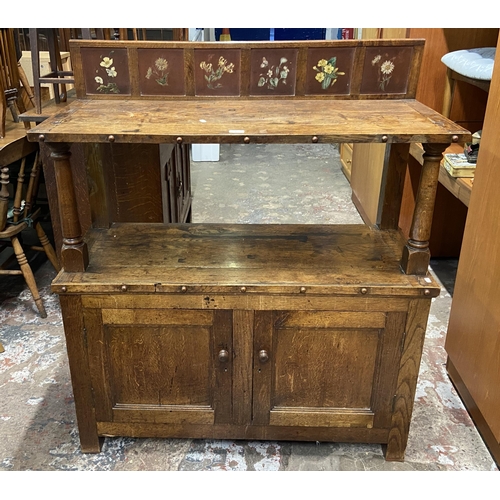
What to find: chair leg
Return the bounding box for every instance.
[11,235,47,318]
[0,341,4,353]
[35,221,61,272]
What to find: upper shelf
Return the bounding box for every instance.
[27,98,470,145]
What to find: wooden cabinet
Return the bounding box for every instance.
[28,38,469,461]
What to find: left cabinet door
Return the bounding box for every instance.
[84,307,233,426]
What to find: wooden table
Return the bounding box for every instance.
[27,39,470,461]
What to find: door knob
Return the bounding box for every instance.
[258,350,269,363]
[218,349,229,363]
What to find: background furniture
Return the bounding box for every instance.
[342,28,499,258]
[445,37,500,467]
[27,38,469,460]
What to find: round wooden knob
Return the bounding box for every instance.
[121,285,127,292]
[258,350,269,363]
[39,134,45,142]
[360,287,368,294]
[240,286,247,293]
[312,136,319,143]
[300,287,306,293]
[424,289,431,296]
[218,349,230,363]
[181,286,187,293]
[61,286,67,293]
[176,137,183,144]
[244,137,250,144]
[452,135,459,143]
[108,135,115,142]
[381,135,388,143]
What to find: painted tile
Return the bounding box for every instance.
[360,47,413,95]
[138,49,185,96]
[81,48,130,95]
[194,49,241,96]
[250,49,297,96]
[306,48,355,95]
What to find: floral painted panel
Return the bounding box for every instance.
[360,47,413,95]
[81,48,130,95]
[250,49,297,96]
[194,49,241,96]
[138,49,185,96]
[305,48,355,95]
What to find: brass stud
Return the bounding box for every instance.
[240,286,247,293]
[300,287,306,293]
[181,286,187,293]
[312,136,318,143]
[381,135,388,143]
[61,286,67,293]
[360,287,368,294]
[121,285,128,292]
[244,137,250,144]
[39,134,45,142]
[452,135,459,143]
[108,135,115,142]
[176,137,183,144]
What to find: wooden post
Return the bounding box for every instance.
[47,141,89,272]
[400,143,449,275]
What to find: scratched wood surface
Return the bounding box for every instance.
[27,98,470,145]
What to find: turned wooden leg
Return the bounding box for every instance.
[46,142,88,272]
[0,165,9,231]
[35,221,61,272]
[0,341,4,353]
[11,235,47,318]
[401,143,449,275]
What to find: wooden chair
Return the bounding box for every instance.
[0,149,60,317]
[0,28,29,138]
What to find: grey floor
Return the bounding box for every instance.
[0,143,497,474]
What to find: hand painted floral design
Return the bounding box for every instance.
[371,54,396,91]
[200,56,235,89]
[145,57,169,86]
[94,52,120,93]
[258,57,290,89]
[313,57,345,89]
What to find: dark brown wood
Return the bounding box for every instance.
[32,39,456,460]
[59,294,103,452]
[401,143,449,274]
[47,141,88,272]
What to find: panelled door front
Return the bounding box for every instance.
[252,310,407,430]
[84,308,233,426]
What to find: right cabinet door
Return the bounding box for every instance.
[252,310,407,430]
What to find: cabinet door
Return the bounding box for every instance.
[252,310,406,430]
[84,308,233,426]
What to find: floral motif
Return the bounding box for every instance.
[371,54,396,91]
[94,52,120,93]
[200,56,235,89]
[145,57,170,86]
[258,56,290,89]
[313,57,345,89]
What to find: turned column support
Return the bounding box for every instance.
[401,143,449,275]
[47,142,89,272]
[0,164,10,232]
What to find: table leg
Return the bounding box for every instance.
[47,142,89,272]
[401,143,449,275]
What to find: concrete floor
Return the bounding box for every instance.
[0,144,497,472]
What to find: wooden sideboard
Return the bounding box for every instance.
[27,39,470,461]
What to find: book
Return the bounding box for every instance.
[443,153,476,178]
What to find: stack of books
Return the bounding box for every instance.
[443,153,476,178]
